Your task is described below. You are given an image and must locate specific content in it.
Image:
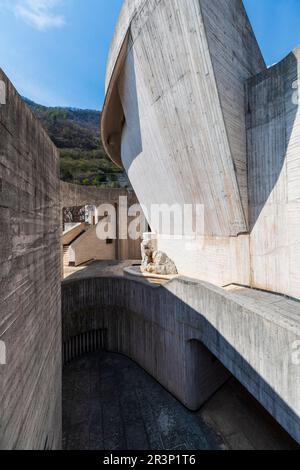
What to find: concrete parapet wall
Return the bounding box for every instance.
[101,0,265,287]
[62,276,300,443]
[60,180,137,209]
[0,70,61,450]
[62,223,87,246]
[247,47,300,299]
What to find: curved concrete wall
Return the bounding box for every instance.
[60,181,145,261]
[62,276,300,443]
[69,226,116,266]
[62,223,87,246]
[0,70,61,449]
[60,181,137,209]
[246,47,300,299]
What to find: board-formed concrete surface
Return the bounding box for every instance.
[63,351,224,450]
[102,0,265,287]
[63,351,298,450]
[60,180,139,213]
[0,70,62,449]
[102,0,300,299]
[62,265,300,443]
[1,0,300,451]
[246,48,300,299]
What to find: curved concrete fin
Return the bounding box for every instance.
[200,0,266,225]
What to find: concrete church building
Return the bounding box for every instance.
[1,0,300,450]
[102,0,300,299]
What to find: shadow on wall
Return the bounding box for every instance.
[61,271,300,444]
[247,51,298,230]
[118,33,143,168]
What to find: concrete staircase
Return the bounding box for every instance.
[63,246,70,267]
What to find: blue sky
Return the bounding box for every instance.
[0,0,299,110]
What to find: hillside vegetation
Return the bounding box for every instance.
[23,98,129,188]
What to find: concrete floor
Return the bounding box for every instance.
[62,351,298,451]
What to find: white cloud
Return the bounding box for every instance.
[14,0,66,31]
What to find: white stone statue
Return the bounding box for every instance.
[141,236,178,276]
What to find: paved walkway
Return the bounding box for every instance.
[63,260,138,280]
[63,352,298,450]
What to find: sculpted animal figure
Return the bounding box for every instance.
[141,240,178,276]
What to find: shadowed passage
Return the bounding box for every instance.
[62,351,298,451]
